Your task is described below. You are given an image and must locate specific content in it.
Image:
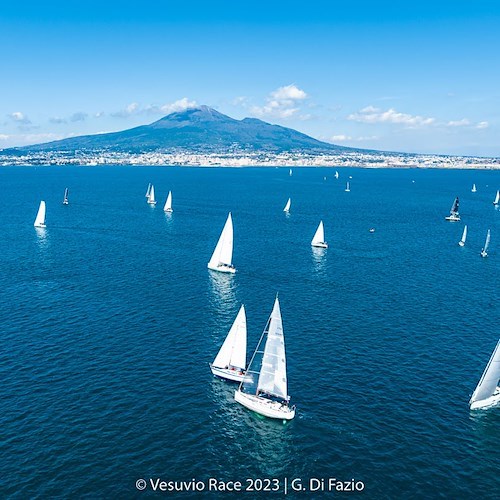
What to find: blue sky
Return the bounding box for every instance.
[1,1,500,156]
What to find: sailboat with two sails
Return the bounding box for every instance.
[147,185,157,205]
[210,305,247,382]
[493,190,500,206]
[163,191,173,212]
[62,188,69,205]
[208,213,236,273]
[235,295,295,421]
[469,339,500,410]
[311,221,328,248]
[480,229,491,258]
[34,201,46,228]
[445,196,460,221]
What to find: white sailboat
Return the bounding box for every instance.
[163,191,173,212]
[345,181,350,192]
[480,229,491,258]
[210,305,247,382]
[207,212,236,273]
[493,190,500,206]
[62,188,69,205]
[471,183,477,193]
[283,198,291,213]
[469,339,500,410]
[458,225,467,247]
[34,200,46,228]
[235,295,295,421]
[334,171,339,179]
[145,183,151,198]
[147,184,157,205]
[289,169,293,177]
[311,220,328,248]
[445,196,460,221]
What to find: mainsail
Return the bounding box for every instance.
[311,221,325,245]
[470,340,500,407]
[241,296,288,401]
[208,213,234,269]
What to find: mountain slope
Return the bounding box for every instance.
[6,106,354,154]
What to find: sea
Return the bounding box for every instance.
[0,166,499,499]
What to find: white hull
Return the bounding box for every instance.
[207,263,236,274]
[480,250,488,258]
[147,200,157,205]
[164,208,173,213]
[62,200,69,205]
[445,215,460,222]
[470,389,500,410]
[34,223,46,228]
[458,241,465,247]
[311,242,328,248]
[235,391,295,420]
[210,365,245,382]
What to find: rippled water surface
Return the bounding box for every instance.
[1,166,499,498]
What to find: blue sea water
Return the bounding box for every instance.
[0,166,499,498]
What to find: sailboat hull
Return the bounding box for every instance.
[458,241,465,247]
[210,365,245,382]
[235,391,295,420]
[445,215,460,221]
[311,242,328,248]
[207,263,236,274]
[470,389,500,410]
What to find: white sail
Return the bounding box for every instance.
[289,169,292,176]
[148,185,156,204]
[483,229,491,252]
[459,225,467,246]
[334,171,339,179]
[311,220,327,247]
[256,297,288,400]
[471,184,477,193]
[345,181,350,192]
[208,213,234,271]
[212,305,247,371]
[34,201,46,227]
[63,188,69,204]
[145,183,151,197]
[494,190,500,205]
[470,340,500,409]
[283,198,291,212]
[163,191,173,212]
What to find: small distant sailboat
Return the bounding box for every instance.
[210,305,247,382]
[458,225,467,247]
[207,212,236,273]
[289,169,293,177]
[369,228,376,233]
[471,183,477,193]
[283,198,291,213]
[493,190,500,206]
[334,171,339,179]
[34,201,46,228]
[145,183,151,198]
[445,196,460,221]
[345,181,350,192]
[311,221,328,248]
[147,184,157,205]
[469,339,500,410]
[235,295,295,421]
[163,191,173,212]
[480,229,491,258]
[62,188,69,205]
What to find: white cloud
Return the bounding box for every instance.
[69,112,88,122]
[49,117,66,124]
[476,121,489,129]
[330,134,352,141]
[232,96,248,106]
[111,102,140,118]
[8,111,31,124]
[347,106,435,127]
[158,97,198,114]
[0,132,64,147]
[251,84,309,119]
[270,84,307,101]
[447,119,470,127]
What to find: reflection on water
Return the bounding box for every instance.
[311,246,326,272]
[208,271,237,311]
[35,227,49,249]
[209,378,294,476]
